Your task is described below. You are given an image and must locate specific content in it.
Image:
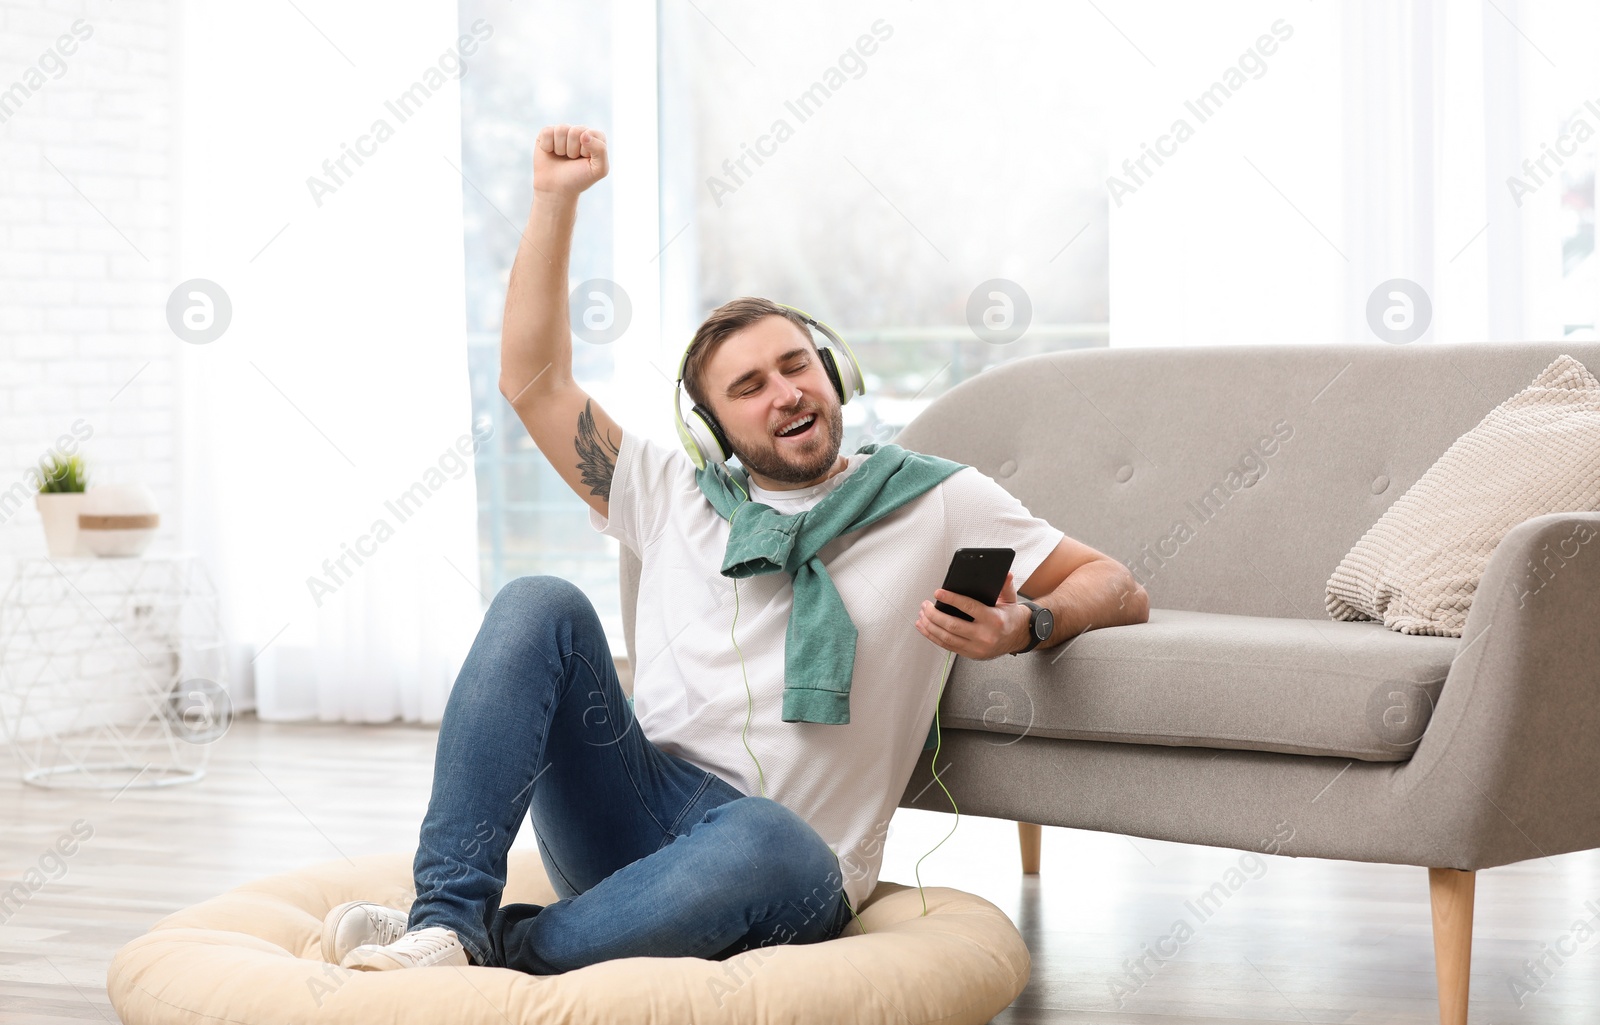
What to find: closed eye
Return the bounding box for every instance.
[738,360,808,398]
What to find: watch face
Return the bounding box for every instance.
[1035,608,1053,640]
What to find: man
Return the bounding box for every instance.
[322,124,1149,975]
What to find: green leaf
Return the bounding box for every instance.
[35,452,88,493]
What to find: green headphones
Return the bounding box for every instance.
[672,303,867,470]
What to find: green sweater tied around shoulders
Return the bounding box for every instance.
[695,442,967,752]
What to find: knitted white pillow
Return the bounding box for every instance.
[1326,354,1600,636]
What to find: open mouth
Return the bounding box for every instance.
[774,412,817,441]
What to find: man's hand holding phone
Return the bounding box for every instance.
[916,553,1032,661]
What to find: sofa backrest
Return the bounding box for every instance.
[618,341,1600,663]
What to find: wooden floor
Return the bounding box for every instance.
[2,715,1597,1024]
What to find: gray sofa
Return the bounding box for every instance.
[618,340,1600,1025]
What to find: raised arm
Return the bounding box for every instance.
[497,124,627,520]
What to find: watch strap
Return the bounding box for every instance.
[1012,598,1045,655]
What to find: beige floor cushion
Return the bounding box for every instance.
[108,851,1030,1025]
[1326,354,1600,635]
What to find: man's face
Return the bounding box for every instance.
[703,316,845,486]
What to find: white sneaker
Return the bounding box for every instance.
[340,926,470,971]
[321,900,410,965]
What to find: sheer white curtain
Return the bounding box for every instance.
[174,0,483,722]
[1110,0,1600,346]
[1337,0,1600,341]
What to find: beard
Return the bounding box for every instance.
[728,398,845,485]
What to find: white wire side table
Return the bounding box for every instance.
[0,552,231,789]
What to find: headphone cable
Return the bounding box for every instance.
[721,466,959,937]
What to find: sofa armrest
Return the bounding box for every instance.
[1401,511,1600,859]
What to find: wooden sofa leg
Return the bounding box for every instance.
[1018,822,1041,875]
[1428,867,1475,1025]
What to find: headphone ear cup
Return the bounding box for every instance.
[819,348,848,404]
[690,404,733,463]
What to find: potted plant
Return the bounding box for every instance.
[33,453,89,557]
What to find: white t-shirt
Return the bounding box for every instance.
[589,432,1065,909]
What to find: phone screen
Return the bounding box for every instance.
[933,547,1016,622]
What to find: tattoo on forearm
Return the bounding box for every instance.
[575,399,620,500]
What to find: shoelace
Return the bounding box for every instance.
[392,928,456,961]
[366,907,408,946]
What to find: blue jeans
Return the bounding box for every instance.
[408,575,853,974]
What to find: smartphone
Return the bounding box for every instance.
[933,547,1016,622]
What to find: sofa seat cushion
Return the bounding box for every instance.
[937,608,1461,762]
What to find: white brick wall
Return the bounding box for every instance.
[0,0,180,562]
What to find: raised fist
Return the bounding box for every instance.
[533,124,608,198]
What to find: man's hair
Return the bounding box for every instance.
[681,297,815,412]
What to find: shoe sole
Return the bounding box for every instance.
[340,945,469,971]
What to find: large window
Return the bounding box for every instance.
[459,2,1113,656]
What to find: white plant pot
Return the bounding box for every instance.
[35,492,88,557]
[78,483,160,557]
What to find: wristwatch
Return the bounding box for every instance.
[1011,598,1053,655]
